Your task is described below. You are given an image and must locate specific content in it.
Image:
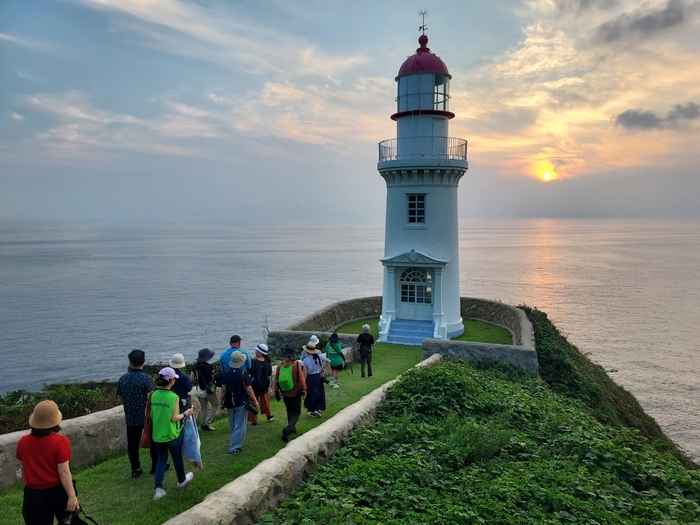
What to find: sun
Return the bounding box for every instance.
[543,172,553,181]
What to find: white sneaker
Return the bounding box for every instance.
[177,472,194,489]
[332,383,339,388]
[153,488,167,500]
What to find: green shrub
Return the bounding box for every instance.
[259,360,700,525]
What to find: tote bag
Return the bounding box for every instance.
[140,392,153,449]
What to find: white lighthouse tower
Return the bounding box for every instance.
[377,30,468,344]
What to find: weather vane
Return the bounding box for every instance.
[419,9,428,34]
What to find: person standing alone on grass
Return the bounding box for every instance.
[274,345,307,442]
[356,324,375,379]
[190,348,219,431]
[117,349,159,478]
[219,352,258,454]
[247,343,275,427]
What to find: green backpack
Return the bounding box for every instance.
[278,362,296,392]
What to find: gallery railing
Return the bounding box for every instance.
[378,136,467,162]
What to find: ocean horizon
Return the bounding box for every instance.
[1,218,699,461]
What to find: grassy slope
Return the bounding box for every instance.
[263,359,700,524]
[520,305,694,467]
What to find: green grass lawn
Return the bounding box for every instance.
[338,317,512,345]
[0,344,422,525]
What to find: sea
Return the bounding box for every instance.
[1,219,699,461]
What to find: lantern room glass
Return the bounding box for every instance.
[396,73,450,113]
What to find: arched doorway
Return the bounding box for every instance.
[398,267,433,320]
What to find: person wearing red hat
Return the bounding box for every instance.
[15,399,80,525]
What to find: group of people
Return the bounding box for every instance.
[14,325,376,522]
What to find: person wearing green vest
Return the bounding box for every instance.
[325,332,346,388]
[273,345,307,443]
[150,367,195,500]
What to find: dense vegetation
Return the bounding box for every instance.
[258,308,698,524]
[0,382,121,434]
[521,306,692,467]
[258,358,700,524]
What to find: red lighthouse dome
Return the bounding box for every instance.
[397,35,450,78]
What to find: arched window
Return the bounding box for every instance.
[400,267,432,304]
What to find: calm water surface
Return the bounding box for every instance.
[1,219,699,460]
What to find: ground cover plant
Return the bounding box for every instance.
[520,306,693,467]
[258,359,700,524]
[0,343,422,525]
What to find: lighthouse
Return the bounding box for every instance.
[377,31,468,344]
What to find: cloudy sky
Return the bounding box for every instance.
[2,0,699,222]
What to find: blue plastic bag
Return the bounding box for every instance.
[182,414,203,470]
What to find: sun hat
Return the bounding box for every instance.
[282,345,295,358]
[196,348,215,363]
[158,367,178,381]
[230,335,242,344]
[28,400,62,429]
[256,343,268,356]
[303,343,318,355]
[169,353,186,369]
[308,335,319,345]
[329,333,339,343]
[230,351,247,369]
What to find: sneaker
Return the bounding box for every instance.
[201,423,215,431]
[332,383,339,388]
[251,422,259,427]
[177,472,194,489]
[281,428,289,442]
[309,411,320,418]
[131,468,143,479]
[150,463,170,475]
[153,488,167,500]
[227,448,242,454]
[368,375,373,378]
[266,414,275,422]
[361,376,366,380]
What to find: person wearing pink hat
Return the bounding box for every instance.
[150,367,195,500]
[15,399,80,524]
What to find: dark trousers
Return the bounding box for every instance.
[282,394,302,433]
[361,351,373,378]
[126,424,158,471]
[23,483,68,525]
[153,434,186,489]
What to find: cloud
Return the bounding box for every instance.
[9,113,24,121]
[593,0,686,43]
[616,102,700,129]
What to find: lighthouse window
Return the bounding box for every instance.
[434,74,450,112]
[407,194,425,223]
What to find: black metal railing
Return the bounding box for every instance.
[378,137,467,162]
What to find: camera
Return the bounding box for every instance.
[322,376,330,385]
[245,401,258,415]
[59,511,83,525]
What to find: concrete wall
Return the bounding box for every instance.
[460,297,535,348]
[0,406,127,488]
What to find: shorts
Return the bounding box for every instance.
[330,364,344,372]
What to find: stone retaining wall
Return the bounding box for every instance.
[0,406,127,488]
[460,297,534,348]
